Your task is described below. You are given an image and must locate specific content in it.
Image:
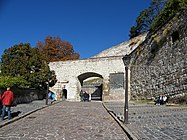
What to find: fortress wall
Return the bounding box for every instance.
[130,9,187,99]
[49,9,187,101]
[49,57,125,80]
[92,33,147,58]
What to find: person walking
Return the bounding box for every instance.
[51,93,56,104]
[80,90,84,102]
[0,87,14,120]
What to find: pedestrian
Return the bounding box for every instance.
[163,95,167,103]
[158,94,163,105]
[0,99,2,115]
[51,93,56,104]
[83,91,89,102]
[0,87,14,120]
[48,91,52,100]
[80,90,84,102]
[0,91,2,115]
[88,93,91,102]
[62,88,67,100]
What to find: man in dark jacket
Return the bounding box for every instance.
[0,87,14,120]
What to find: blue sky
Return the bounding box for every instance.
[0,0,151,59]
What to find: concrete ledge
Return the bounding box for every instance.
[102,102,138,140]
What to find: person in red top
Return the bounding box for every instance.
[0,87,14,120]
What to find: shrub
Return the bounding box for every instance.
[0,76,29,88]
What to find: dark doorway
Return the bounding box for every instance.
[62,89,67,100]
[78,72,103,101]
[91,84,102,101]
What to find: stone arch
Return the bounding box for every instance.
[78,72,103,101]
[78,72,103,85]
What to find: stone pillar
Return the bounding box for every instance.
[76,80,82,101]
[102,77,110,101]
[128,68,131,100]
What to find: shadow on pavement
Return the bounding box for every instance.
[11,111,21,118]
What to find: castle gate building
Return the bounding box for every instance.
[49,34,146,101]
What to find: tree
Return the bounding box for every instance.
[36,36,80,62]
[0,76,29,88]
[129,8,153,39]
[150,0,167,16]
[150,0,187,31]
[129,0,167,38]
[129,0,187,38]
[129,26,139,39]
[1,43,56,89]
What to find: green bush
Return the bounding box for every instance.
[0,76,30,88]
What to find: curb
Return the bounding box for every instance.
[0,101,62,128]
[102,102,138,140]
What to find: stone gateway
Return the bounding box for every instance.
[49,8,187,102]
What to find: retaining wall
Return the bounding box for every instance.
[0,88,46,105]
[130,9,187,99]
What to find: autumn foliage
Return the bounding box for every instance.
[36,36,80,62]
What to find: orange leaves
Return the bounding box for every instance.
[36,36,80,62]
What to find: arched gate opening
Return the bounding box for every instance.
[78,72,103,101]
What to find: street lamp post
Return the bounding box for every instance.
[122,54,131,124]
[46,81,49,105]
[46,72,51,105]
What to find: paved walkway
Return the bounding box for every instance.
[0,101,129,140]
[104,102,187,140]
[0,100,47,124]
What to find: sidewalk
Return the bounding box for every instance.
[0,99,48,127]
[0,101,130,140]
[104,101,187,140]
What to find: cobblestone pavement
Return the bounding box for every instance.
[0,100,47,123]
[0,101,129,140]
[104,102,187,140]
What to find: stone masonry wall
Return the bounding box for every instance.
[0,88,45,105]
[130,9,187,99]
[92,33,147,58]
[49,32,148,101]
[49,56,125,101]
